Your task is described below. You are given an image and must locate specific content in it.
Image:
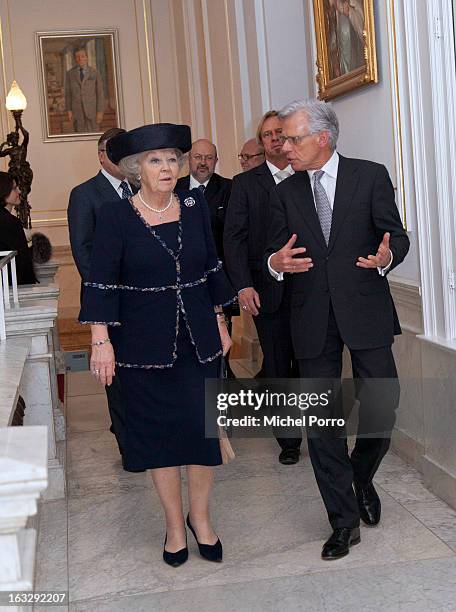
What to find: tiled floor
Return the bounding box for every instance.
[35,370,456,611]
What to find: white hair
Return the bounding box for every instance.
[118,148,186,187]
[279,99,339,151]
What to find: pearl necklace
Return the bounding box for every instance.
[138,191,174,221]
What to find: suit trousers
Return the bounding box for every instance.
[298,302,399,529]
[253,306,302,451]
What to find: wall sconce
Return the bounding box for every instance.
[0,81,33,228]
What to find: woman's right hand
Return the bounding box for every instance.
[90,343,116,386]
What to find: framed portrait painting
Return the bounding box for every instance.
[36,29,124,142]
[313,0,378,100]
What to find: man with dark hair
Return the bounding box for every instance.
[224,111,302,464]
[68,127,136,464]
[65,47,105,133]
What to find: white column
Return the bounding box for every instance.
[5,300,65,500]
[0,426,48,606]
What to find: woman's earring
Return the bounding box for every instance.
[137,175,141,182]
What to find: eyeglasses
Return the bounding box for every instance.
[98,148,106,152]
[280,134,313,145]
[238,152,264,161]
[191,154,215,162]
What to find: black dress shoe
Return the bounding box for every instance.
[163,534,188,567]
[354,482,381,526]
[279,448,300,465]
[321,527,360,560]
[186,514,222,562]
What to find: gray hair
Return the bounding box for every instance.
[278,99,339,151]
[118,148,186,187]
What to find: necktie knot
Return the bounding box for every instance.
[314,169,324,183]
[198,184,206,193]
[275,169,291,183]
[120,181,132,199]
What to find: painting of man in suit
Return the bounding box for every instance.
[37,30,122,140]
[65,47,105,133]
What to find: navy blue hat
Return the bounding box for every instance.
[107,123,192,164]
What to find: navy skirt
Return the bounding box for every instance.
[118,318,222,470]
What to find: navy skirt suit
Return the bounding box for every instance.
[79,189,235,470]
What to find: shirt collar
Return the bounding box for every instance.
[266,160,294,177]
[307,150,339,182]
[101,168,124,192]
[190,175,210,190]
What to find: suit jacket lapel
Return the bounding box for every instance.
[204,173,220,202]
[254,162,275,192]
[327,155,359,253]
[290,172,327,249]
[94,171,121,201]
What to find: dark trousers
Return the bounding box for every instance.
[298,303,399,529]
[254,307,302,451]
[105,375,124,455]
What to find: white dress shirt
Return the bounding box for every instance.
[266,160,295,184]
[190,175,210,190]
[268,150,393,280]
[101,168,132,198]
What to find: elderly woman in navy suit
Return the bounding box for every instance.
[79,124,235,567]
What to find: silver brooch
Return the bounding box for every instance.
[184,197,196,207]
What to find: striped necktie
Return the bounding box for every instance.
[120,181,133,199]
[313,170,332,245]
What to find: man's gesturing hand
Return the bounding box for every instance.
[270,234,313,274]
[356,232,392,269]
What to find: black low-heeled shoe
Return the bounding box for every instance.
[163,534,188,567]
[186,514,223,562]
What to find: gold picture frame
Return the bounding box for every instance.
[35,29,124,142]
[313,0,378,100]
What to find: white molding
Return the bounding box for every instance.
[253,0,271,110]
[426,0,456,339]
[200,0,218,143]
[234,0,252,135]
[385,0,414,230]
[402,1,440,338]
[182,0,204,137]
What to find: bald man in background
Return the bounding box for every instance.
[238,138,265,172]
[176,138,236,376]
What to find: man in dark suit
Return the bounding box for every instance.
[267,99,409,559]
[224,111,302,464]
[176,139,231,261]
[68,127,134,463]
[176,138,236,377]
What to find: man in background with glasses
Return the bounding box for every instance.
[224,111,302,464]
[238,138,265,172]
[176,139,236,376]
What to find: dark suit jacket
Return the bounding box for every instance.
[0,207,37,285]
[223,162,285,313]
[265,155,410,359]
[68,171,131,283]
[175,173,232,262]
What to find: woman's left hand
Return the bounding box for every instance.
[218,319,233,356]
